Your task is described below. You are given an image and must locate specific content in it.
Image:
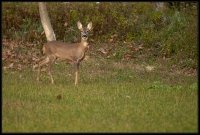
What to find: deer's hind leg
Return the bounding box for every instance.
[37,56,50,82]
[48,55,56,84]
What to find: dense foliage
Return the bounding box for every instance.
[2,2,198,68]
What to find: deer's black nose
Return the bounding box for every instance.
[82,35,87,38]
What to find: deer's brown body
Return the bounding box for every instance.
[37,21,92,85]
[43,41,88,62]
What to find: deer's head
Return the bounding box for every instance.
[77,21,92,41]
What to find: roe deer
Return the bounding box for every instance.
[37,21,93,86]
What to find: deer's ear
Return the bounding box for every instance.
[77,21,83,30]
[87,22,92,31]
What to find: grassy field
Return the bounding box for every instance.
[2,57,198,132]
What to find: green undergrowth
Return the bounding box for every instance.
[2,2,198,68]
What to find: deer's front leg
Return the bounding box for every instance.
[74,62,80,86]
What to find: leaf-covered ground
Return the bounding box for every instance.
[2,39,197,77]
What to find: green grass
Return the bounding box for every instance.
[2,58,198,132]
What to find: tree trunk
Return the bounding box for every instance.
[155,2,166,11]
[39,2,56,41]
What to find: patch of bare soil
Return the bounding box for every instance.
[111,60,197,77]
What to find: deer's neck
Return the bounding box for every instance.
[80,40,88,48]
